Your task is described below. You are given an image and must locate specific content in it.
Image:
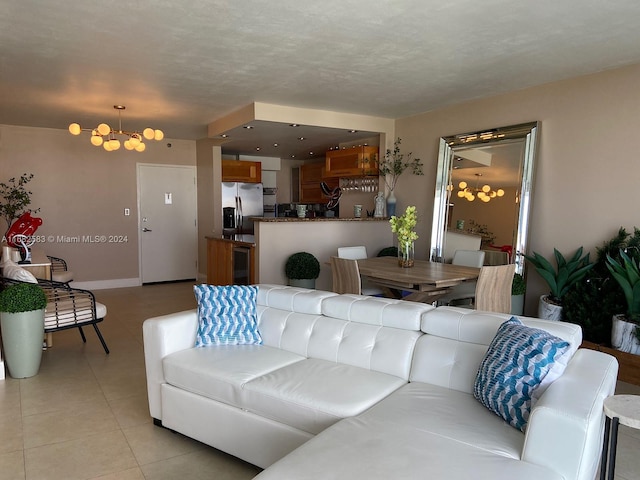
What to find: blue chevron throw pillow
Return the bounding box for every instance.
[193,285,262,347]
[473,317,570,432]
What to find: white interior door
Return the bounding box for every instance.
[138,164,197,283]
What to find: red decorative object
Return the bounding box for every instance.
[489,243,513,262]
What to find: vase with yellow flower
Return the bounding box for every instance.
[390,205,418,268]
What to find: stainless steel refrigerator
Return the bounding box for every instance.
[221,182,264,235]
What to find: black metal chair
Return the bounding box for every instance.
[47,255,74,284]
[3,277,109,354]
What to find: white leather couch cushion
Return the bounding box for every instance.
[257,306,421,379]
[162,345,305,406]
[321,294,434,330]
[257,284,336,314]
[242,358,407,434]
[413,307,582,393]
[255,381,562,480]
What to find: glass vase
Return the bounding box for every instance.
[398,241,415,268]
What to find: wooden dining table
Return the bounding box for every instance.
[357,256,480,303]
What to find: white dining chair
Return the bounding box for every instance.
[337,246,368,260]
[436,249,485,306]
[336,246,384,296]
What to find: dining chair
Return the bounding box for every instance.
[337,246,368,260]
[474,264,516,314]
[330,256,362,294]
[337,246,384,296]
[330,256,383,296]
[436,249,485,306]
[451,250,486,268]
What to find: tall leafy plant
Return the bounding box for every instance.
[606,250,640,322]
[0,173,39,233]
[378,138,424,192]
[563,227,640,344]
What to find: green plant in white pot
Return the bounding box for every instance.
[285,252,320,289]
[0,282,47,378]
[510,273,526,315]
[524,247,594,320]
[606,249,640,354]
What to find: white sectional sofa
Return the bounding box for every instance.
[143,284,619,480]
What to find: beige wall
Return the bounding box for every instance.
[256,220,394,291]
[0,125,196,285]
[394,63,640,314]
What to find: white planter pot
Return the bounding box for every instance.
[537,295,563,321]
[611,314,640,355]
[511,294,525,315]
[0,309,45,378]
[288,278,316,289]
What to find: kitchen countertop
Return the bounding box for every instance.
[252,217,389,222]
[205,235,256,246]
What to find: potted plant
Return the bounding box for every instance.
[377,138,423,217]
[563,227,636,345]
[0,282,48,378]
[390,205,419,268]
[0,173,39,236]
[285,252,320,289]
[510,273,526,315]
[605,249,640,354]
[524,247,594,320]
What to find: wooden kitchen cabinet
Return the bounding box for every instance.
[300,161,338,203]
[206,237,256,285]
[222,159,262,183]
[324,146,379,178]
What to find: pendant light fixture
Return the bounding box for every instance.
[68,105,164,152]
[457,173,505,202]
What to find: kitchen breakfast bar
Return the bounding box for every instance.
[253,217,393,291]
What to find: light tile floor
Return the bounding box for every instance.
[0,281,639,479]
[0,281,261,480]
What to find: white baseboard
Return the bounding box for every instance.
[71,278,141,290]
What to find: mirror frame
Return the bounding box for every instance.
[430,121,539,274]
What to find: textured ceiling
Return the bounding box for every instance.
[2,0,640,157]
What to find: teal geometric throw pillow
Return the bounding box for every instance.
[193,285,262,347]
[473,317,570,432]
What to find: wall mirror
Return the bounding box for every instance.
[430,122,539,274]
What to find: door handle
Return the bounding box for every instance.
[142,227,153,232]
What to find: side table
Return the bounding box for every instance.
[600,394,640,480]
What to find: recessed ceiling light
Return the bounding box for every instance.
[220,134,229,138]
[309,152,313,155]
[273,143,279,147]
[244,125,254,129]
[289,124,299,127]
[298,137,305,141]
[349,129,358,133]
[255,147,261,151]
[291,154,296,158]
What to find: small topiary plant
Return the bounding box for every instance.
[285,252,320,280]
[511,273,526,296]
[0,283,47,313]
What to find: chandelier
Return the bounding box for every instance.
[455,173,504,202]
[68,105,164,152]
